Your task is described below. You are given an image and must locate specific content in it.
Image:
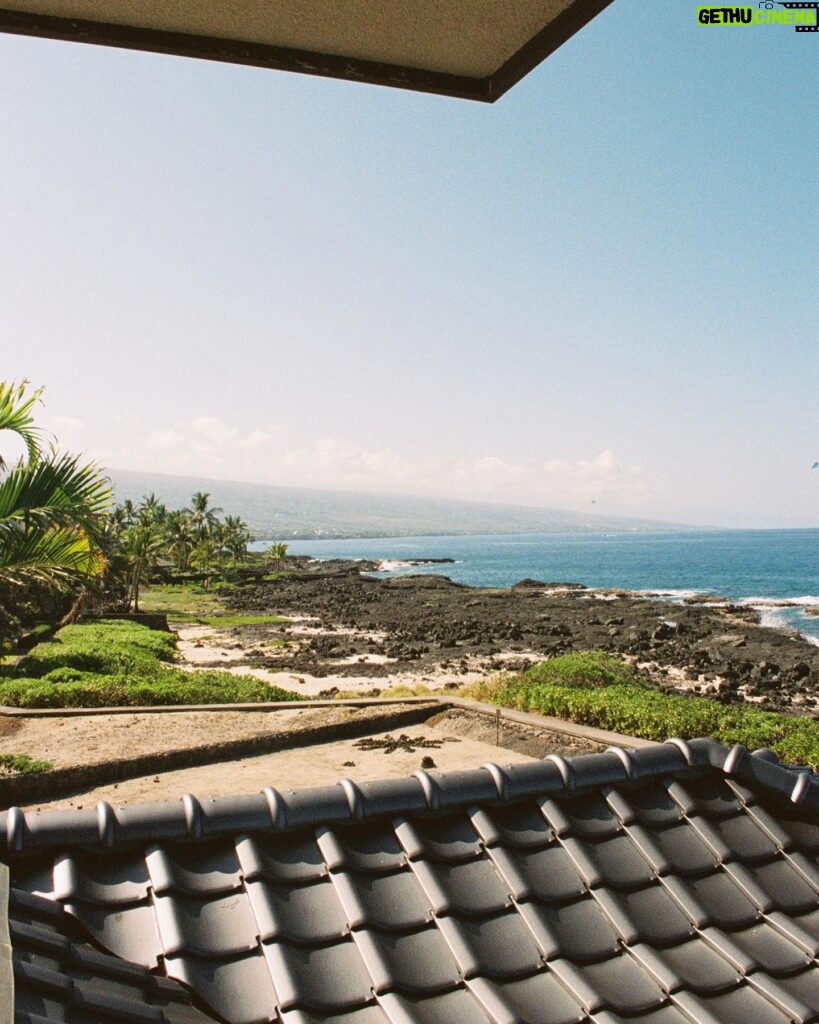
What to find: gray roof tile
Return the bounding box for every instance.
[748,857,819,914]
[165,949,278,1024]
[520,895,620,963]
[470,801,555,849]
[315,823,406,873]
[330,866,432,930]
[264,938,374,1012]
[671,870,762,929]
[436,909,543,979]
[676,983,793,1024]
[235,832,327,883]
[579,833,656,890]
[394,814,482,862]
[353,925,461,994]
[486,840,588,903]
[154,890,259,958]
[408,854,512,916]
[246,876,349,943]
[657,936,742,994]
[591,883,695,948]
[146,844,243,896]
[379,986,497,1024]
[64,897,162,968]
[467,972,587,1024]
[2,738,817,1024]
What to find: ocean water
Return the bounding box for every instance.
[266,529,819,644]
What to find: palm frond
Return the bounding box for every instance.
[0,380,46,467]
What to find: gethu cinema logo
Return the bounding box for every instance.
[697,3,818,26]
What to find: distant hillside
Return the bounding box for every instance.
[108,469,693,540]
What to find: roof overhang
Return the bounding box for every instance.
[0,0,615,101]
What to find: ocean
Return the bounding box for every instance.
[261,529,819,644]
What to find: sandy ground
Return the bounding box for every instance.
[22,720,537,812]
[0,706,387,770]
[176,622,539,697]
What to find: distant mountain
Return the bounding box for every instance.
[108,469,695,540]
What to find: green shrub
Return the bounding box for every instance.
[486,653,819,768]
[0,667,301,708]
[0,753,53,775]
[18,620,177,678]
[520,651,648,690]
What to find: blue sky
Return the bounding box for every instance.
[1,1,816,528]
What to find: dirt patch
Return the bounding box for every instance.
[427,708,607,759]
[22,719,540,812]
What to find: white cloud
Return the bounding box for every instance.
[275,439,646,511]
[100,412,647,514]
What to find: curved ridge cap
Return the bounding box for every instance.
[665,736,728,768]
[606,746,636,780]
[182,793,203,839]
[482,762,511,801]
[339,778,365,820]
[96,801,116,848]
[5,808,24,855]
[544,753,575,792]
[412,769,440,810]
[262,787,288,829]
[790,772,816,806]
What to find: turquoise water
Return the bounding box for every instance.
[264,529,819,643]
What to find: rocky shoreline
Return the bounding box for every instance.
[221,558,819,715]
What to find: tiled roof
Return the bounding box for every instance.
[1,738,818,1024]
[2,867,218,1024]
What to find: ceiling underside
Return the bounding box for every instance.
[0,0,614,101]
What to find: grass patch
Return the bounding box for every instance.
[139,584,224,619]
[0,669,301,708]
[3,619,302,708]
[18,621,177,678]
[0,753,53,775]
[473,651,819,768]
[197,614,287,629]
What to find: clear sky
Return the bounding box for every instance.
[1,1,816,529]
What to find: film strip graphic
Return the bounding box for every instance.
[773,1,819,30]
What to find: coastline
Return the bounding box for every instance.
[173,559,819,716]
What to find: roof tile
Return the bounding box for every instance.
[467,971,588,1024]
[263,938,374,1012]
[520,894,620,964]
[378,986,497,1024]
[408,854,511,916]
[146,844,243,896]
[353,924,462,994]
[436,909,543,979]
[315,823,406,873]
[53,851,150,905]
[165,950,277,1024]
[3,738,817,1024]
[235,832,326,883]
[591,883,695,948]
[154,890,259,958]
[487,839,588,903]
[330,866,432,931]
[247,876,349,943]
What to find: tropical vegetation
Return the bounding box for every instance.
[1,618,301,708]
[471,651,819,768]
[0,381,111,652]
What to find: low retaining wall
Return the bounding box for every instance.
[0,702,440,809]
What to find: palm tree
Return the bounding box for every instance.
[0,381,111,592]
[267,541,289,573]
[222,515,252,566]
[164,509,197,572]
[185,491,222,540]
